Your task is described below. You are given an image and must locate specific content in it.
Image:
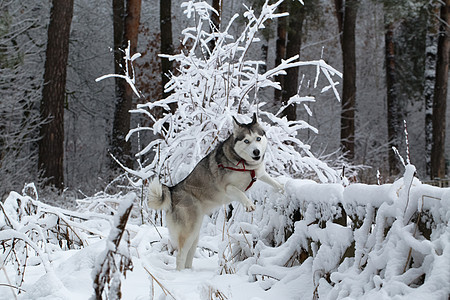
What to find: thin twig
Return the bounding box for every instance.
[0,202,13,228]
[142,266,177,300]
[2,266,20,300]
[239,227,252,252]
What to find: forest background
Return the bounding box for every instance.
[1,0,449,201]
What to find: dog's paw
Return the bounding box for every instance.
[245,203,256,212]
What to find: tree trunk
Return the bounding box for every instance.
[281,1,305,121]
[274,1,287,104]
[39,0,74,190]
[113,0,125,82]
[111,0,125,169]
[111,0,142,168]
[160,0,174,101]
[385,21,401,176]
[334,0,343,43]
[209,0,222,53]
[431,0,450,179]
[424,3,439,177]
[211,0,221,30]
[335,0,359,160]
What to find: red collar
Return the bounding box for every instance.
[218,160,257,191]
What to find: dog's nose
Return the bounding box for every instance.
[253,149,260,156]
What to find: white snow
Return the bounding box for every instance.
[2,1,447,299]
[0,167,449,300]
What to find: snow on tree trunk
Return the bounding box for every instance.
[424,2,439,178]
[385,20,402,177]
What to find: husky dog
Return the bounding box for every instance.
[147,113,283,270]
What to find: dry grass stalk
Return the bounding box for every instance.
[1,266,22,299]
[92,202,134,300]
[402,195,440,273]
[283,250,300,267]
[143,266,177,300]
[206,285,228,300]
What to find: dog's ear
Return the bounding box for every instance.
[250,112,257,125]
[232,116,241,133]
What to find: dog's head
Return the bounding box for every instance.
[232,113,267,165]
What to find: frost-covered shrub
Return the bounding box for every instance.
[124,0,342,185]
[221,165,450,299]
[0,183,140,297]
[92,193,135,300]
[0,184,83,290]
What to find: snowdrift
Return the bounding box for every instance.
[0,169,449,299]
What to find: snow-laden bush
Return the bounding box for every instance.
[215,164,450,299]
[0,183,138,296]
[123,0,342,185]
[0,170,448,299]
[0,183,81,291]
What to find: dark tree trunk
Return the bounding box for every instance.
[431,0,450,179]
[260,43,268,74]
[281,1,305,121]
[111,0,125,168]
[211,0,221,30]
[274,1,287,104]
[424,3,439,177]
[334,0,344,41]
[209,0,222,53]
[160,0,174,101]
[385,22,401,176]
[335,0,358,160]
[111,0,141,168]
[113,0,125,81]
[39,0,74,190]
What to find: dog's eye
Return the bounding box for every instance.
[256,137,261,141]
[244,139,250,144]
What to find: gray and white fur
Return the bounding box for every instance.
[147,113,283,270]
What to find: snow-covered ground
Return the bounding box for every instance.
[2,225,299,300]
[1,168,449,300]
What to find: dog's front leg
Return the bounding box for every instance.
[225,185,255,212]
[259,172,284,192]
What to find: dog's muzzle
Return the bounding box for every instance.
[253,149,261,160]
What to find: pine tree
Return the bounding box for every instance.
[39,0,74,190]
[281,0,306,121]
[160,0,173,101]
[431,0,450,179]
[424,1,439,177]
[274,0,310,121]
[334,0,359,160]
[111,0,142,168]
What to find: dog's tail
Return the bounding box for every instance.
[147,178,171,211]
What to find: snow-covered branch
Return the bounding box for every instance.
[126,0,342,184]
[95,41,142,98]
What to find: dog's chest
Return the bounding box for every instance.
[220,167,258,192]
